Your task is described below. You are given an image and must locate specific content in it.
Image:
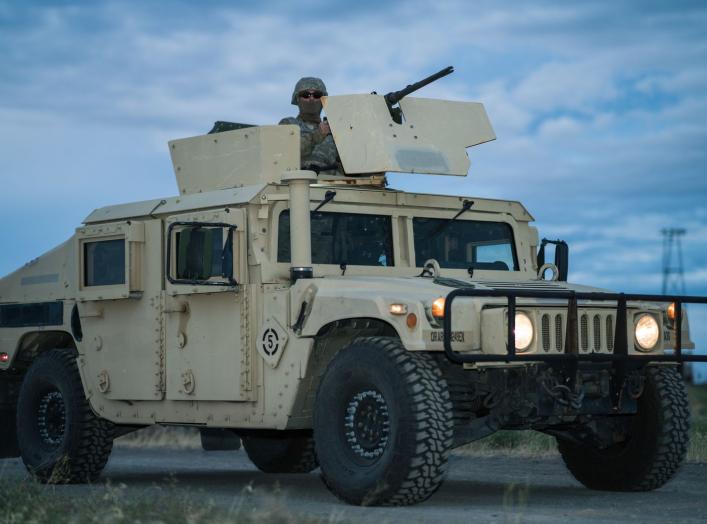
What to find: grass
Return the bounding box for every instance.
[687,384,707,462]
[0,476,341,524]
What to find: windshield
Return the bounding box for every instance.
[413,217,517,270]
[278,210,393,266]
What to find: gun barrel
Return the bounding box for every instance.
[385,66,454,106]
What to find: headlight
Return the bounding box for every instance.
[514,312,534,352]
[635,314,660,351]
[424,297,446,328]
[431,297,446,319]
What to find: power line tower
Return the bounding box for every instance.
[662,228,686,295]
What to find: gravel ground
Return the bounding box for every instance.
[2,448,706,523]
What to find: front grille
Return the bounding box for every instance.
[593,315,601,351]
[580,315,589,352]
[536,310,616,354]
[541,314,551,352]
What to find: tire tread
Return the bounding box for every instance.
[18,349,114,483]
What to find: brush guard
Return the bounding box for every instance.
[442,289,707,409]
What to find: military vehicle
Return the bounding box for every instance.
[1,70,706,506]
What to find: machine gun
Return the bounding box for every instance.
[382,66,454,124]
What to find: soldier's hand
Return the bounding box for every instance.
[319,121,331,136]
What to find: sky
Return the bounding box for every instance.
[1,0,706,352]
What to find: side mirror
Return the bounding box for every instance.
[538,239,569,281]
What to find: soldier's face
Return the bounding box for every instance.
[298,91,323,116]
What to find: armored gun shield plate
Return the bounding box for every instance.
[168,125,300,195]
[322,94,495,176]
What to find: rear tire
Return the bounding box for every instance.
[242,432,318,473]
[16,350,114,483]
[558,366,689,491]
[314,337,453,506]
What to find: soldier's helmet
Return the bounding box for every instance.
[291,77,328,105]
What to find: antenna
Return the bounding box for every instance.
[661,228,686,295]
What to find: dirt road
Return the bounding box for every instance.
[2,448,706,523]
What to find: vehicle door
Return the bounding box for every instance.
[163,208,252,401]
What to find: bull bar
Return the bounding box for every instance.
[442,289,707,364]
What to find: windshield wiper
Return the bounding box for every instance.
[427,199,474,238]
[314,190,336,212]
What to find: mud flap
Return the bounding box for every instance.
[0,407,20,458]
[200,428,241,451]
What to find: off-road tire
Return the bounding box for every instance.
[242,432,318,473]
[16,349,114,483]
[314,337,454,506]
[558,365,689,491]
[0,407,20,458]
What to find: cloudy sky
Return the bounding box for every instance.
[1,1,706,349]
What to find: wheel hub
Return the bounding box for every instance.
[344,389,390,459]
[37,390,66,447]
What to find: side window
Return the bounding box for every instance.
[77,220,146,300]
[168,223,236,285]
[278,210,393,266]
[84,239,125,286]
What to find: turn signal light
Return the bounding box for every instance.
[406,313,418,329]
[667,302,676,321]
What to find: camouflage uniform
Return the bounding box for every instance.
[280,77,344,175]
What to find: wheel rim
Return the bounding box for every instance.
[36,389,66,447]
[344,389,390,460]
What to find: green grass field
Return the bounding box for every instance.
[0,477,334,524]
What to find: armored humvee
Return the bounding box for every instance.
[1,85,706,507]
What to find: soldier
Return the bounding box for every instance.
[280,77,343,175]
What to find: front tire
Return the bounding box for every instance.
[314,337,454,506]
[558,365,689,491]
[16,350,114,483]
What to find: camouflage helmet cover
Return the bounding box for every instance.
[291,77,328,105]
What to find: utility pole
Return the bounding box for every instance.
[662,228,686,295]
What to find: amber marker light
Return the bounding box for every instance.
[406,313,418,329]
[667,302,676,321]
[0,353,8,363]
[431,297,446,319]
[389,303,408,316]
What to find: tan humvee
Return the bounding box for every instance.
[0,92,703,506]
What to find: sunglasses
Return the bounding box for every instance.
[299,91,323,99]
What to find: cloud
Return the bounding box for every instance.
[0,0,706,313]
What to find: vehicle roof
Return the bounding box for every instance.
[84,182,533,224]
[84,184,266,224]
